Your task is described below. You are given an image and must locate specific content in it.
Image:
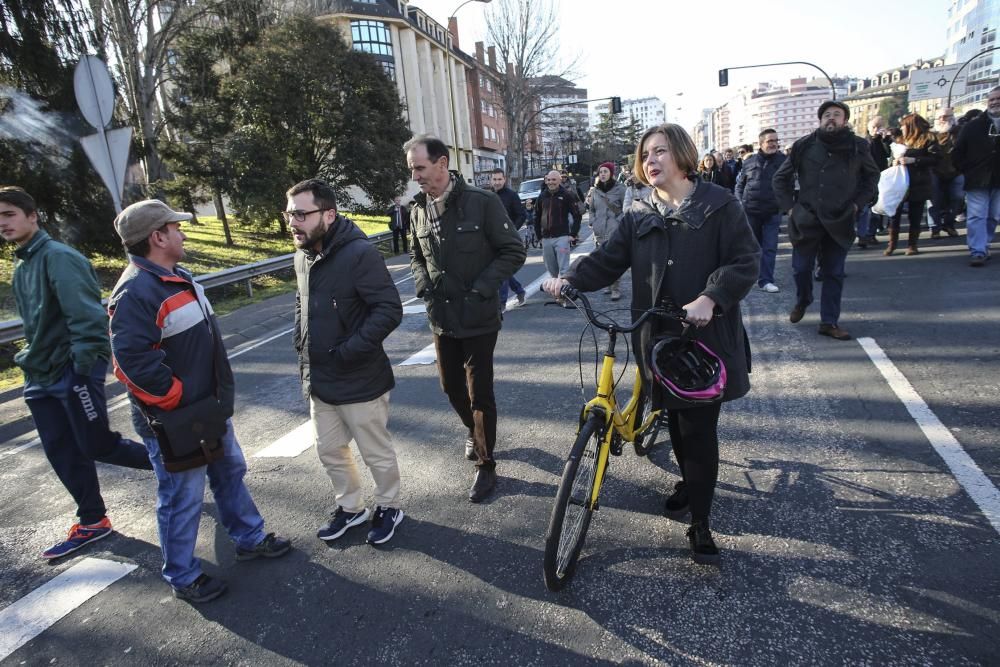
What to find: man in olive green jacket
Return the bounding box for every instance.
[405,135,526,502]
[1,186,151,561]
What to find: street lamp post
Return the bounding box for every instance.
[719,61,837,100]
[947,46,1000,107]
[445,0,492,176]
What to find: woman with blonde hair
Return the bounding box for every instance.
[542,124,760,565]
[885,113,940,255]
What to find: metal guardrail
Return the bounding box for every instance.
[0,229,396,345]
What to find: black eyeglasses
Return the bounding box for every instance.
[282,208,330,223]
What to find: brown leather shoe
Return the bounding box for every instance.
[789,303,808,324]
[818,323,852,340]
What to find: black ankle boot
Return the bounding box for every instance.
[686,520,720,565]
[663,481,690,520]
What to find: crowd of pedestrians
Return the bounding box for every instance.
[3,90,996,600]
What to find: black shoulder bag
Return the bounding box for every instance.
[146,293,228,473]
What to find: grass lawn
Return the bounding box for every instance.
[0,213,391,391]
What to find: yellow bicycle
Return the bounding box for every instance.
[543,287,684,591]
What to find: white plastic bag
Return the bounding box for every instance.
[872,165,909,217]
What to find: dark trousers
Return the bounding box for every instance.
[930,173,964,231]
[433,332,498,469]
[392,228,409,254]
[24,360,153,525]
[792,232,849,326]
[891,196,927,247]
[667,402,723,523]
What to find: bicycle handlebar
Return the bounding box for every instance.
[560,285,686,334]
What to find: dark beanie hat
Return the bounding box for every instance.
[817,100,850,120]
[599,161,616,174]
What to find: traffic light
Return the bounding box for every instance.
[719,69,729,87]
[611,96,622,114]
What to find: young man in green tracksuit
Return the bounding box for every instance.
[1,186,152,560]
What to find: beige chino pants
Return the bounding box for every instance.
[309,391,400,513]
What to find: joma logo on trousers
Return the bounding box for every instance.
[73,384,98,421]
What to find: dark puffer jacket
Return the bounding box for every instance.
[410,174,526,338]
[735,150,786,215]
[294,215,402,405]
[564,178,761,409]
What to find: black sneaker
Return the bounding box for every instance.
[366,506,404,545]
[317,507,370,541]
[663,481,690,520]
[686,521,720,566]
[236,532,292,561]
[173,574,227,603]
[469,466,497,503]
[464,436,477,461]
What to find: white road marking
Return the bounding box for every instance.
[398,238,595,366]
[394,274,414,285]
[253,421,314,458]
[858,337,1000,535]
[398,342,437,366]
[1,327,297,461]
[0,557,137,660]
[229,327,294,359]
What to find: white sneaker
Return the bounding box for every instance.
[760,283,780,293]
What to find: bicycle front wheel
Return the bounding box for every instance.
[543,414,605,591]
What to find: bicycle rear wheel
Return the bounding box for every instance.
[543,414,604,591]
[632,390,663,457]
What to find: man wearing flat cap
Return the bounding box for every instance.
[773,100,879,340]
[108,199,290,603]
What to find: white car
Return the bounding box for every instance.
[517,178,544,203]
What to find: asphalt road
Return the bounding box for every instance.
[1,222,998,666]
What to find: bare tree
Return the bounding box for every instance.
[92,0,268,186]
[485,0,578,182]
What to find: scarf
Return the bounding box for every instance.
[817,127,856,155]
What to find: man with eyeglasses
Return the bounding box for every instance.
[952,87,1000,266]
[287,179,405,545]
[735,129,786,293]
[405,134,526,502]
[928,107,963,240]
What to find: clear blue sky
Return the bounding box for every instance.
[414,0,948,128]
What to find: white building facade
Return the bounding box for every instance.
[712,77,850,151]
[946,0,1000,108]
[621,97,666,131]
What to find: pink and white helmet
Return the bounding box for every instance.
[649,335,727,404]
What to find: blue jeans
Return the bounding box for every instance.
[929,173,964,231]
[24,360,153,525]
[498,275,525,304]
[142,420,265,588]
[964,188,999,258]
[856,206,872,238]
[792,234,849,326]
[747,212,781,286]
